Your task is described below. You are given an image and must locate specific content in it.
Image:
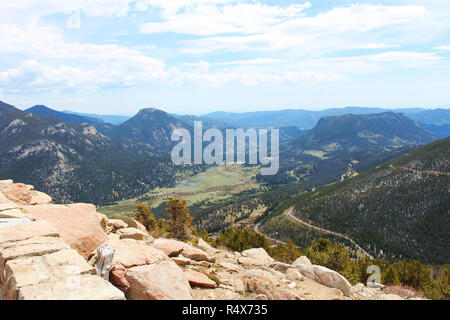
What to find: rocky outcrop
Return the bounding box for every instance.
[22,203,109,260]
[0,182,52,205]
[0,189,125,300]
[107,238,193,300]
[0,180,424,301]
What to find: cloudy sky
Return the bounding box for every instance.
[1,0,450,115]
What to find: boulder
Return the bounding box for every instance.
[125,260,193,300]
[109,264,130,292]
[295,264,352,297]
[197,238,216,254]
[107,219,128,232]
[214,271,245,293]
[96,212,109,233]
[152,238,185,257]
[241,248,274,265]
[172,255,193,266]
[182,244,214,262]
[117,227,147,240]
[22,203,109,260]
[292,256,312,267]
[285,268,304,281]
[237,256,266,266]
[108,238,168,269]
[184,270,217,288]
[17,274,125,300]
[112,215,147,233]
[29,191,52,205]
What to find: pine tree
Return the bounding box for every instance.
[166,197,194,241]
[135,202,157,232]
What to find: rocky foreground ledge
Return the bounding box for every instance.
[0,180,417,300]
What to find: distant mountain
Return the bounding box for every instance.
[405,108,450,125]
[26,105,104,124]
[421,123,450,138]
[104,108,190,151]
[266,137,450,264]
[288,112,436,152]
[63,110,130,125]
[204,107,448,129]
[173,114,230,130]
[0,101,192,205]
[260,112,438,186]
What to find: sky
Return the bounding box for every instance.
[0,0,450,116]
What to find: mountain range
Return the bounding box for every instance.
[260,112,438,187]
[0,101,200,204]
[203,107,450,130]
[1,101,445,207]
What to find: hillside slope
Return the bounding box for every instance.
[264,138,449,264]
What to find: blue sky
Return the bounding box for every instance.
[0,0,450,115]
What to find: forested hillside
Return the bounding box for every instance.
[262,138,449,264]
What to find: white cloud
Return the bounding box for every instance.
[150,3,429,54]
[0,59,168,94]
[0,1,449,95]
[170,70,344,87]
[348,43,402,49]
[141,3,311,36]
[216,58,286,66]
[434,45,450,51]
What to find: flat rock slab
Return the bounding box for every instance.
[0,236,70,275]
[3,249,94,299]
[125,260,193,300]
[117,227,147,240]
[17,274,125,300]
[184,270,217,289]
[238,256,266,266]
[23,204,108,260]
[152,238,185,257]
[0,220,58,244]
[108,238,169,269]
[0,209,25,219]
[0,218,32,229]
[182,244,214,262]
[0,203,18,212]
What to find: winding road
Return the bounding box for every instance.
[255,207,374,259]
[285,207,374,259]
